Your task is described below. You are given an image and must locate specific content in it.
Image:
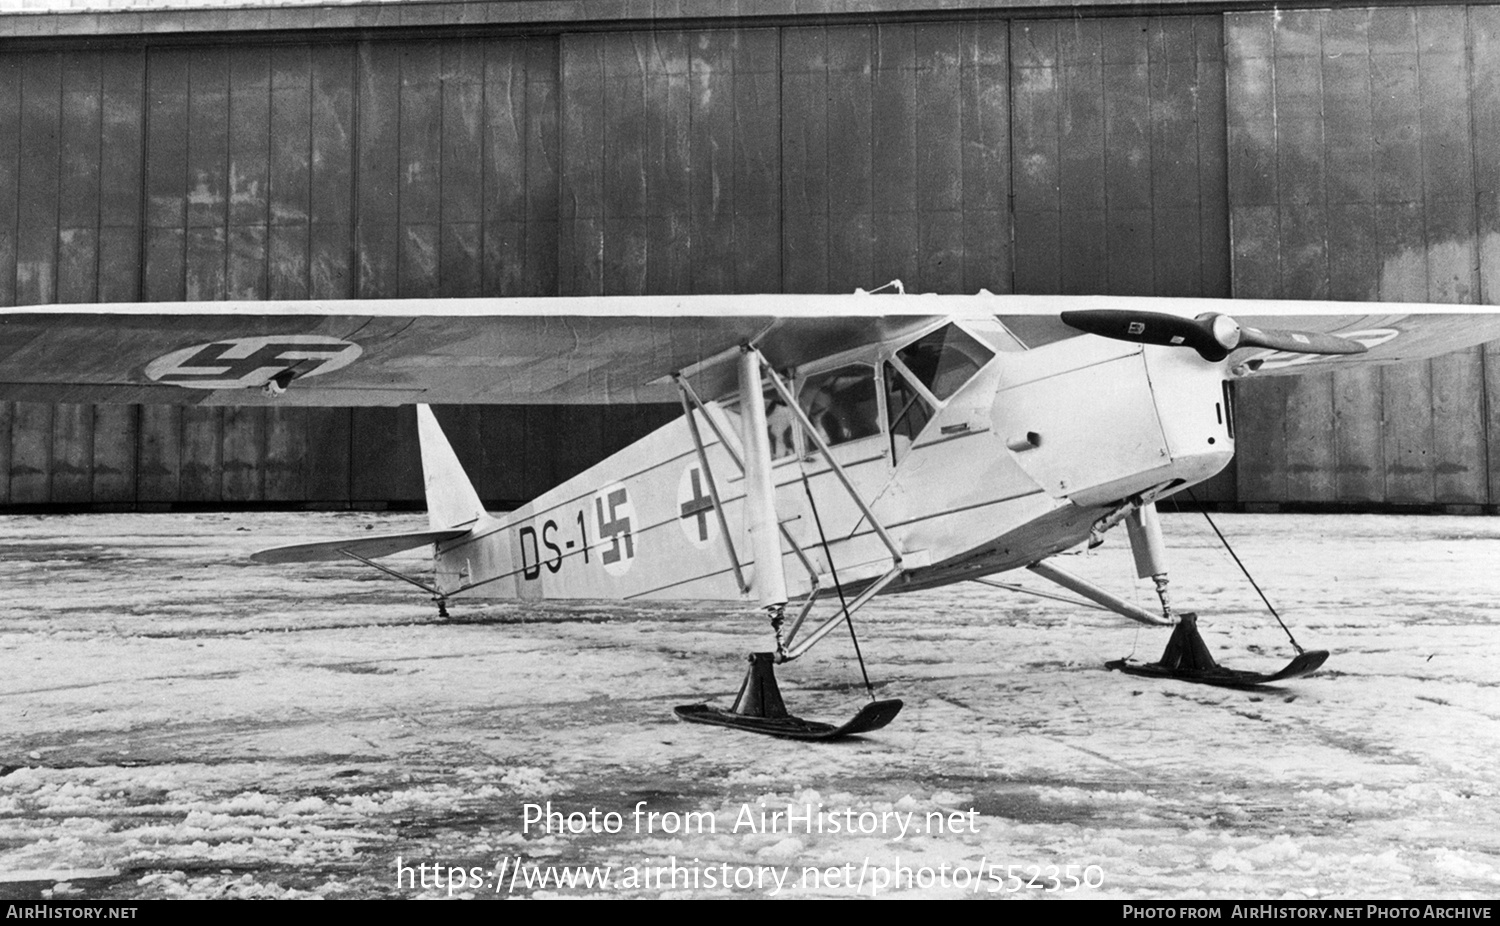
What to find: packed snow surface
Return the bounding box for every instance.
[0,511,1497,899]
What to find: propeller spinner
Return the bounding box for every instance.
[1059,309,1368,363]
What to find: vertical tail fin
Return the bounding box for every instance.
[416,405,486,531]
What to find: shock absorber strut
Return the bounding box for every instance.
[1125,502,1174,621]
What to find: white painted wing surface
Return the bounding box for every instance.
[3,294,1499,407]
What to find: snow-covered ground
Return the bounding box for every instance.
[0,510,1497,899]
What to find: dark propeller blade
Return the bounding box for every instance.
[1236,323,1368,357]
[1060,309,1368,363]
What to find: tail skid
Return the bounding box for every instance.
[253,406,489,617]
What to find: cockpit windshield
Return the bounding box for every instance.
[895,323,994,400]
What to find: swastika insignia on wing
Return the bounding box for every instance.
[144,336,363,390]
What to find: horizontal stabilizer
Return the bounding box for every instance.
[251,528,472,565]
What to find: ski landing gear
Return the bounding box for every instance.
[674,653,904,741]
[1103,498,1329,687]
[1020,499,1330,689]
[1106,613,1329,688]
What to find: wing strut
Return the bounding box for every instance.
[752,349,906,658]
[673,349,903,740]
[755,348,905,574]
[673,375,749,596]
[738,349,790,612]
[672,373,823,624]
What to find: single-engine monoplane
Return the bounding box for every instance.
[5,291,1496,738]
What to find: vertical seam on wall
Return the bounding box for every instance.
[348,42,361,300]
[1364,12,1378,302]
[1199,16,1208,294]
[823,27,831,293]
[261,51,272,301]
[49,52,62,305]
[1220,13,1234,297]
[48,55,61,499]
[679,30,690,293]
[553,34,564,299]
[1415,10,1430,300]
[220,55,231,504]
[479,37,489,297]
[1271,17,1287,499]
[7,57,19,305]
[221,55,231,299]
[1317,12,1330,296]
[396,43,404,296]
[1465,7,1491,504]
[1096,23,1109,293]
[774,25,784,294]
[262,51,273,501]
[1468,6,1484,307]
[133,47,148,508]
[908,25,919,291]
[776,25,785,294]
[182,54,191,301]
[1414,10,1436,504]
[344,44,360,502]
[1269,12,1282,299]
[956,21,966,292]
[1362,11,1386,504]
[303,46,314,298]
[1008,18,1020,294]
[436,41,445,298]
[130,405,141,509]
[136,45,149,303]
[396,43,408,294]
[1146,18,1158,295]
[1317,12,1335,505]
[91,52,103,302]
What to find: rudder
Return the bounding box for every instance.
[417,404,487,531]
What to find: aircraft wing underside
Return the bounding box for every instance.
[2,294,1499,407]
[0,295,955,406]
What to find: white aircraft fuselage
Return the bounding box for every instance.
[427,318,1234,606]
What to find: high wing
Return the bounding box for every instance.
[0,295,960,406]
[3,294,1499,407]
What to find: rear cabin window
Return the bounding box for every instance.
[797,364,880,447]
[896,324,994,401]
[720,386,798,459]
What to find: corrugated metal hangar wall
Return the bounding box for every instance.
[0,2,1497,510]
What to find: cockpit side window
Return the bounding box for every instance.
[797,364,880,447]
[895,323,995,401]
[884,361,933,461]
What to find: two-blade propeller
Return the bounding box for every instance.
[1059,309,1368,363]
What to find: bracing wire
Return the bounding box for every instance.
[798,468,876,700]
[1184,487,1305,654]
